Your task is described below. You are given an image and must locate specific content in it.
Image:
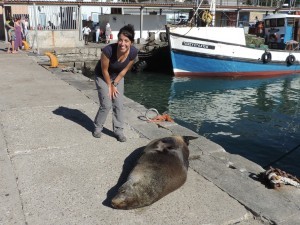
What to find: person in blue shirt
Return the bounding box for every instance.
[93,24,138,142]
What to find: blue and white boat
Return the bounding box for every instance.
[167,14,300,78]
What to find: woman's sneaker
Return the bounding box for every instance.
[115,133,127,142]
[93,128,102,138]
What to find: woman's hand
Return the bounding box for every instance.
[109,84,120,99]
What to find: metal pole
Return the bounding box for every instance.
[210,0,216,27]
[78,5,82,41]
[236,9,240,27]
[2,5,8,43]
[33,3,39,54]
[140,6,144,39]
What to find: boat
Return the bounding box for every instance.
[167,13,300,77]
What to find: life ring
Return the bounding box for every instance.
[261,52,271,63]
[201,10,212,25]
[286,54,296,65]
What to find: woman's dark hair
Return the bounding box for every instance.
[118,24,135,43]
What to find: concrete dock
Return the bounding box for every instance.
[0,41,299,225]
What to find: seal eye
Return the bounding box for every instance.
[165,146,173,151]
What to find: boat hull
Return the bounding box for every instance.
[168,27,300,77]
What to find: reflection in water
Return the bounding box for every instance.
[169,75,300,176]
[124,71,300,176]
[125,71,173,114]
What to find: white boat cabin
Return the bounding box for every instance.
[264,14,300,50]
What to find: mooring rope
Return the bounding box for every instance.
[263,143,300,169]
[263,78,300,170]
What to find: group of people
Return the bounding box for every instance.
[5,16,28,54]
[82,22,112,45]
[94,22,111,44]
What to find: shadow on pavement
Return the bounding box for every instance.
[53,106,94,132]
[52,106,118,138]
[102,146,145,209]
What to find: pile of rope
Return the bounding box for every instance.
[259,167,300,189]
[201,10,213,25]
[145,108,174,123]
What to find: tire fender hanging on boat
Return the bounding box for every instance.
[261,51,272,63]
[286,54,296,65]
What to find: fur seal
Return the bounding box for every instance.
[111,135,198,209]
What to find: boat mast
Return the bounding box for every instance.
[210,0,216,27]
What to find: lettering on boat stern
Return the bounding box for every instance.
[182,41,215,50]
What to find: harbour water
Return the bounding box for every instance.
[124,71,300,177]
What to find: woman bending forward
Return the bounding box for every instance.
[93,24,138,142]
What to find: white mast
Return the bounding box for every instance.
[210,0,216,27]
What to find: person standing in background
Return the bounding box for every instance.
[14,17,23,52]
[82,25,91,45]
[5,16,16,53]
[95,23,101,43]
[105,23,111,44]
[256,21,264,38]
[22,17,29,41]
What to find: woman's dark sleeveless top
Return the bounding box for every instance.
[95,43,138,80]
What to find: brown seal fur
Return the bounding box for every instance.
[111,135,198,209]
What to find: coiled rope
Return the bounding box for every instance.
[145,108,174,123]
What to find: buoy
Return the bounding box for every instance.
[44,52,59,68]
[22,40,30,50]
[286,54,296,65]
[261,52,271,63]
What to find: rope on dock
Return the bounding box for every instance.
[145,108,174,123]
[259,167,300,189]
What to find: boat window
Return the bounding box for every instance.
[277,18,285,27]
[270,19,277,27]
[287,18,294,26]
[265,19,270,28]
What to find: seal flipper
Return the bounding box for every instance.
[182,136,198,146]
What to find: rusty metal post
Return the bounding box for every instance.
[140,6,144,39]
[78,4,83,41]
[33,3,40,54]
[2,5,8,43]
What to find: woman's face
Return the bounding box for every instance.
[117,33,132,53]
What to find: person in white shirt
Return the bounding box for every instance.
[95,23,101,43]
[82,25,91,45]
[105,23,111,44]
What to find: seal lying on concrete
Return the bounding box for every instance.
[111,135,198,209]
